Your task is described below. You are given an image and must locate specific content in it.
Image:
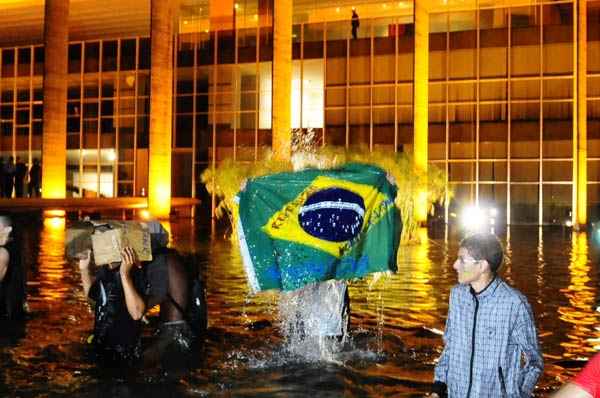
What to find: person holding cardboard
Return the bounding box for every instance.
[70,220,205,367]
[78,246,147,365]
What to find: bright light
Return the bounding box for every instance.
[44,209,65,218]
[106,149,116,162]
[336,7,340,13]
[140,209,151,220]
[460,205,498,233]
[234,3,239,10]
[565,220,573,228]
[461,206,486,231]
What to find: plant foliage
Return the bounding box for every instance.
[201,130,450,243]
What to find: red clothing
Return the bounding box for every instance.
[574,353,600,397]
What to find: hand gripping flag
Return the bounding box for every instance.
[236,163,402,292]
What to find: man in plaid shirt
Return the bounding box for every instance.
[430,233,543,398]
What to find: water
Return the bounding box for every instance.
[1,215,599,397]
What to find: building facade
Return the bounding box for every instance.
[0,0,598,224]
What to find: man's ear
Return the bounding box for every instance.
[479,259,491,273]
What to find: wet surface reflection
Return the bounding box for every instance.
[1,218,599,396]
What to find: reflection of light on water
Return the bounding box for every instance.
[37,217,67,300]
[395,228,437,320]
[557,232,599,356]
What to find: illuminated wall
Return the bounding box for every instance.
[0,0,598,226]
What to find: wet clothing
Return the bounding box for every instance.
[573,353,600,397]
[87,248,198,365]
[88,266,147,364]
[433,277,543,398]
[0,241,26,320]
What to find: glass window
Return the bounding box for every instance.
[479,184,507,219]
[348,107,369,147]
[176,96,194,114]
[34,46,44,75]
[197,32,214,66]
[178,41,195,67]
[238,28,257,63]
[84,42,100,73]
[138,38,150,69]
[542,184,571,224]
[542,161,572,182]
[2,49,15,78]
[480,161,507,182]
[304,23,324,59]
[120,39,136,71]
[17,47,31,77]
[510,102,540,158]
[175,115,193,147]
[542,101,572,158]
[102,40,118,72]
[510,184,538,224]
[68,43,82,74]
[511,161,539,182]
[217,30,235,64]
[449,162,474,182]
[326,57,346,86]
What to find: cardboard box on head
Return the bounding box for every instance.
[90,221,153,265]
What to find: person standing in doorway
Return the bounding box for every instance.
[14,157,27,198]
[28,158,41,198]
[351,9,360,40]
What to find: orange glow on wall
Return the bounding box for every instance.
[148,175,172,218]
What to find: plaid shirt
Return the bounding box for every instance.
[433,277,543,398]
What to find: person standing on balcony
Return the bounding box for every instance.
[14,157,27,198]
[3,157,15,198]
[28,159,41,198]
[351,9,360,40]
[0,157,5,198]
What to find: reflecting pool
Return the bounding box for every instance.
[1,216,599,397]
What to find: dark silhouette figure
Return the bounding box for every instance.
[28,159,41,198]
[3,157,15,199]
[14,158,27,198]
[351,9,360,40]
[0,158,5,198]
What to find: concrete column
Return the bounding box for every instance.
[149,0,177,218]
[272,0,292,161]
[573,0,587,227]
[578,0,587,226]
[413,1,429,222]
[42,0,69,199]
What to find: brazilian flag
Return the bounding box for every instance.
[237,163,402,292]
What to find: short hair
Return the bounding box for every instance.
[460,232,504,273]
